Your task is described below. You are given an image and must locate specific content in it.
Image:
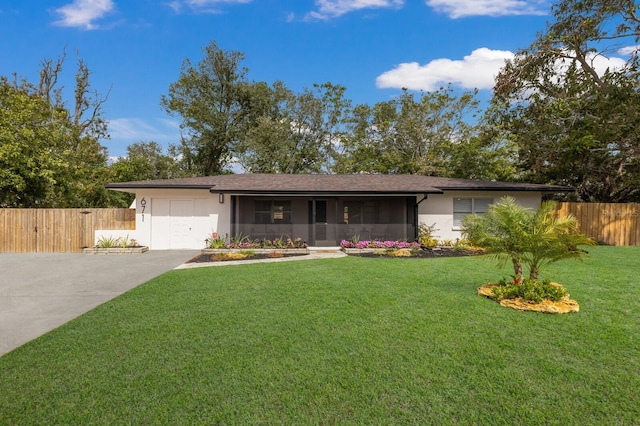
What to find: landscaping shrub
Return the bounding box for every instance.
[492,276,568,303]
[388,249,413,257]
[95,234,138,248]
[211,252,255,261]
[418,223,439,247]
[340,239,420,250]
[206,233,308,249]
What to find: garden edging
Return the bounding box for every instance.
[202,248,309,255]
[83,247,149,255]
[341,248,378,254]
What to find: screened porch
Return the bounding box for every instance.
[231,196,417,246]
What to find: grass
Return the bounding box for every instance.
[1,246,639,424]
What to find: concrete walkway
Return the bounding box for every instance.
[0,250,198,357]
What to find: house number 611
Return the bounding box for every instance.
[140,198,147,222]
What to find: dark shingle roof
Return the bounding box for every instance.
[106,174,573,194]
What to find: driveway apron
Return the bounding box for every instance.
[0,250,198,357]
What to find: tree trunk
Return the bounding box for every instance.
[529,266,539,281]
[513,259,523,278]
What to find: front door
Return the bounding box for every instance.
[311,199,336,246]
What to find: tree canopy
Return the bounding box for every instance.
[7,6,640,207]
[491,0,640,202]
[161,41,508,179]
[161,41,256,175]
[335,86,516,180]
[0,52,112,207]
[238,82,350,174]
[156,17,639,202]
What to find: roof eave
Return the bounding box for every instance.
[434,186,575,192]
[208,189,445,196]
[105,184,215,190]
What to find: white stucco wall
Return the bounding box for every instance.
[418,192,542,242]
[132,189,231,250]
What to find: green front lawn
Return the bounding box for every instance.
[1,246,639,424]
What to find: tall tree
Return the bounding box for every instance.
[161,41,256,175]
[239,82,321,173]
[109,141,185,182]
[336,85,509,179]
[0,51,111,207]
[0,78,68,207]
[108,141,186,206]
[238,82,350,174]
[313,82,351,171]
[492,0,640,202]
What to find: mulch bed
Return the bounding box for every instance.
[477,283,579,314]
[187,248,480,263]
[186,253,310,263]
[347,248,481,258]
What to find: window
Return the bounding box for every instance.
[343,200,380,225]
[254,200,292,224]
[453,198,493,227]
[254,200,272,224]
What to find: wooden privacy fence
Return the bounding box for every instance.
[0,209,136,253]
[556,202,640,246]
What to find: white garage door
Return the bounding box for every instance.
[150,197,216,249]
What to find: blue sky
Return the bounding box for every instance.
[0,0,629,158]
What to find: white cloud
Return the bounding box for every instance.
[426,0,547,19]
[376,47,515,91]
[53,0,114,30]
[618,45,639,56]
[305,0,404,20]
[108,117,181,144]
[167,0,252,14]
[376,48,630,92]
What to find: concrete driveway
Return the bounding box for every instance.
[0,250,199,357]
